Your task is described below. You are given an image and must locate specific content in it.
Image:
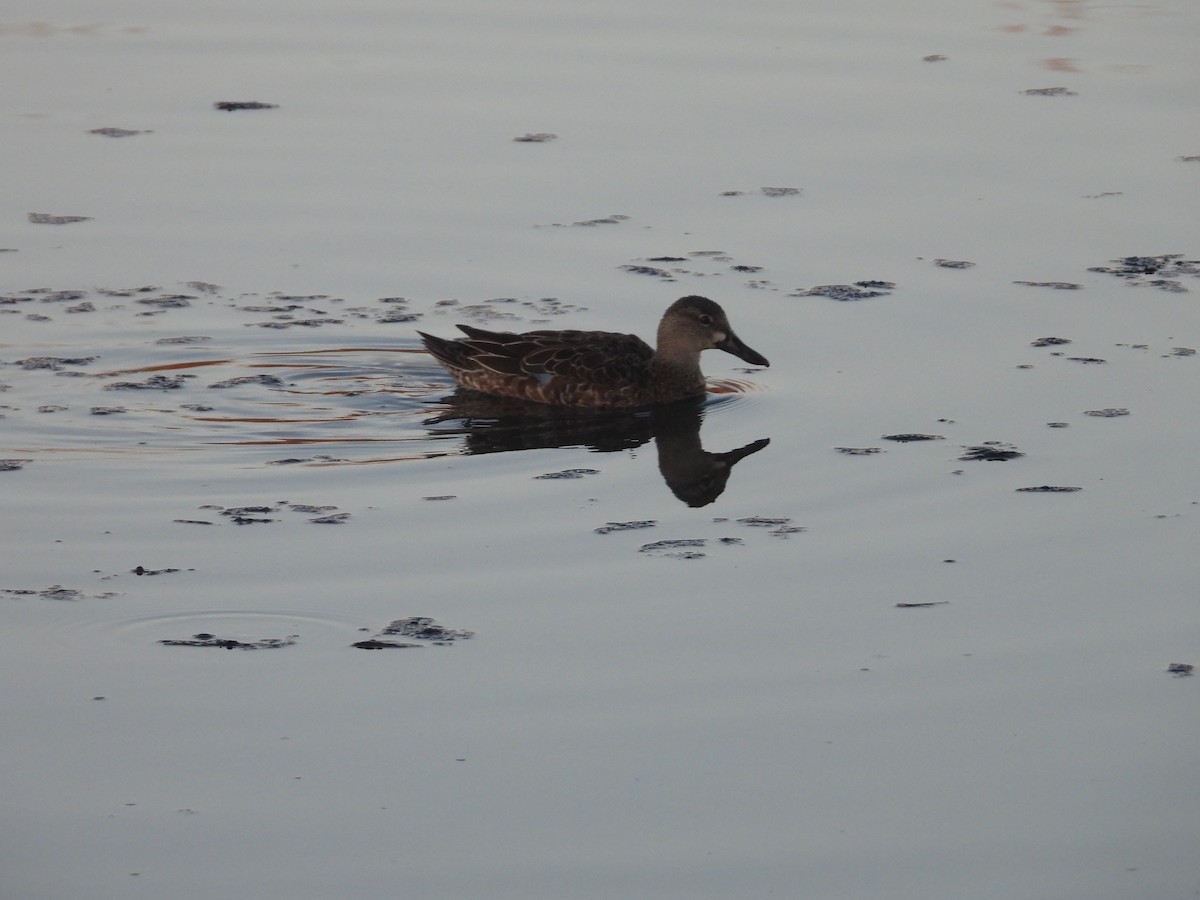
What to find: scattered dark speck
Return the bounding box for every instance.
[218,506,279,525]
[351,639,421,650]
[882,433,944,443]
[156,335,213,345]
[619,264,673,279]
[1087,254,1199,288]
[1021,87,1077,96]
[563,215,629,227]
[89,127,151,137]
[959,443,1024,461]
[214,101,278,111]
[208,374,285,389]
[105,374,193,390]
[770,526,806,537]
[595,520,657,535]
[29,212,92,225]
[378,617,475,643]
[136,294,192,309]
[14,356,97,370]
[1016,485,1082,493]
[160,634,297,649]
[639,539,706,559]
[792,284,892,301]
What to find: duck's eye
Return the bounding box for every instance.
[698,314,713,326]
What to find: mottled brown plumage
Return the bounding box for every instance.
[419,296,769,408]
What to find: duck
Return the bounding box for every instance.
[418,295,769,408]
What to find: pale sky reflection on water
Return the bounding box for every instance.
[2,1,1199,898]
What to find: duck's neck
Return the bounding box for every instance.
[650,348,704,390]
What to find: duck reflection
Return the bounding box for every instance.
[423,392,769,507]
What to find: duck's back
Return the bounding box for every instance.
[420,324,659,407]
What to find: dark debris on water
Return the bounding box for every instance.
[160,633,297,650]
[595,520,657,535]
[882,433,945,443]
[1020,87,1077,96]
[353,617,475,649]
[2,584,113,602]
[791,282,895,301]
[1014,281,1082,290]
[186,502,351,526]
[12,356,98,370]
[1087,254,1199,291]
[105,374,194,390]
[28,213,92,225]
[639,539,708,559]
[959,442,1024,462]
[207,374,286,389]
[214,101,278,111]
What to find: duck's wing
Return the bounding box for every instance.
[450,326,654,385]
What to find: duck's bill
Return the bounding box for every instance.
[716,332,770,367]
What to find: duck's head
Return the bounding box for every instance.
[659,296,770,367]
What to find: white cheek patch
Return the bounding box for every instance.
[713,331,727,343]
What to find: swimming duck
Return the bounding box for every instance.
[418,295,769,408]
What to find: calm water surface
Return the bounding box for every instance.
[3,1,1199,898]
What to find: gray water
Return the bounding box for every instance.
[3,1,1199,898]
